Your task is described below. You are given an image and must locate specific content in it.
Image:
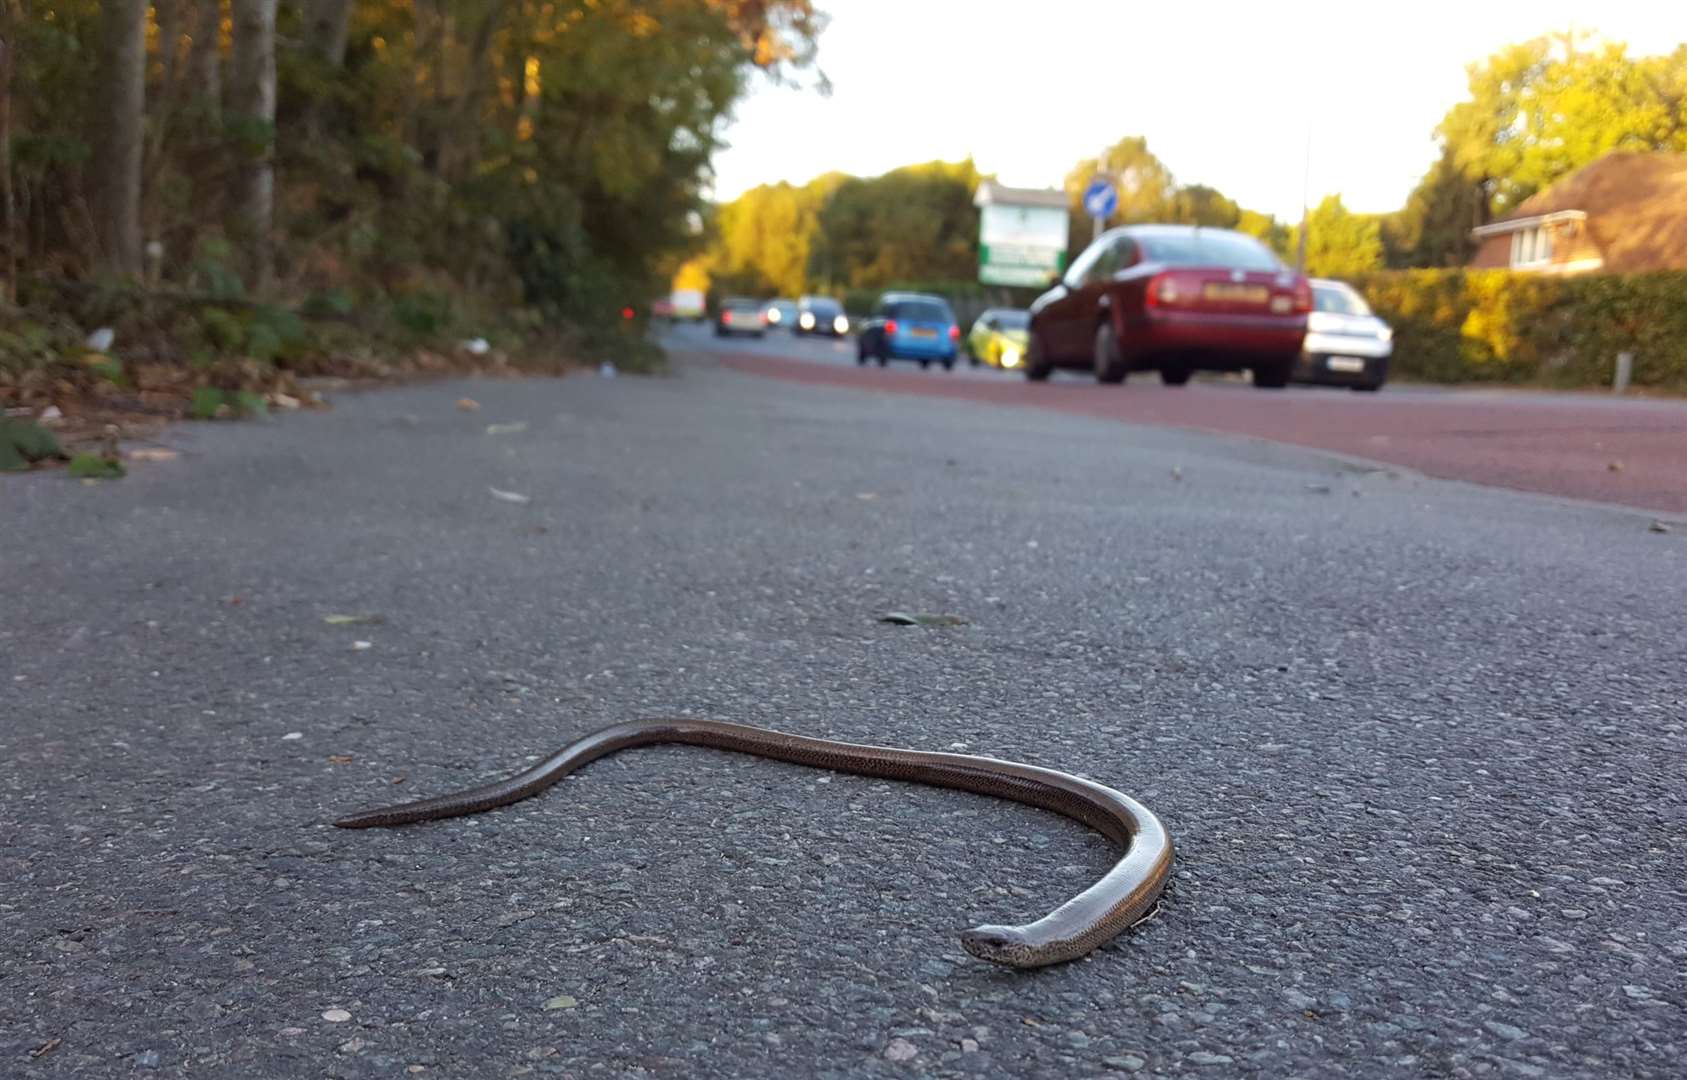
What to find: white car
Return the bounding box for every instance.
[1293,279,1392,392]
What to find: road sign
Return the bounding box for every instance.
[1082,178,1118,221]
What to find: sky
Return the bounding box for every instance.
[710,1,1685,222]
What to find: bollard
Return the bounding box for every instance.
[1613,352,1634,394]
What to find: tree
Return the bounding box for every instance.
[1438,32,1687,214]
[1164,184,1240,228]
[1289,195,1383,279]
[91,0,146,276]
[1386,147,1486,267]
[229,0,276,289]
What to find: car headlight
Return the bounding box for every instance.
[1000,345,1021,369]
[799,313,815,329]
[767,309,781,324]
[833,315,849,334]
[1378,324,1394,343]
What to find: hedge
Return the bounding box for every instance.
[1353,269,1687,389]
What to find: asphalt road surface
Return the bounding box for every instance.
[699,321,1687,516]
[4,341,1684,1078]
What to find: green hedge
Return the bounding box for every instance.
[1353,270,1687,389]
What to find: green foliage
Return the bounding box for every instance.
[1290,196,1385,278]
[0,418,66,470]
[1355,270,1687,387]
[68,453,125,479]
[189,387,228,420]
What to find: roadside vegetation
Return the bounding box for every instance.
[0,0,824,449]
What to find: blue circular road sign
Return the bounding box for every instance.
[1082,177,1118,219]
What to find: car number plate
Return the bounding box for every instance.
[910,327,937,338]
[1202,283,1268,304]
[1326,356,1366,373]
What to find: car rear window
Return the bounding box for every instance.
[1138,231,1283,272]
[994,311,1030,329]
[891,301,951,323]
[1313,285,1372,316]
[804,299,841,315]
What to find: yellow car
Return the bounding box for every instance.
[965,308,1032,369]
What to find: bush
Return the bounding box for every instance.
[1352,270,1687,389]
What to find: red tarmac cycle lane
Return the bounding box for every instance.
[719,352,1687,517]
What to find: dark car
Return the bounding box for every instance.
[855,293,960,370]
[794,295,849,337]
[714,297,767,338]
[1025,225,1310,387]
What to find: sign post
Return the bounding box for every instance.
[1082,177,1118,243]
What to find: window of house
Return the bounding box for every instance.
[1511,226,1553,268]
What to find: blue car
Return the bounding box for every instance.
[856,293,960,370]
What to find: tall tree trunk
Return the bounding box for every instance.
[230,0,277,292]
[189,0,223,108]
[92,0,147,277]
[306,0,352,66]
[0,3,17,302]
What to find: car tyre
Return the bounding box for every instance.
[1252,356,1293,389]
[941,358,954,371]
[1024,328,1053,381]
[1160,364,1192,386]
[919,359,930,370]
[1094,321,1127,384]
[1352,382,1383,393]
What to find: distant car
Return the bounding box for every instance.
[795,296,849,337]
[763,298,799,330]
[856,293,960,370]
[714,297,767,338]
[670,288,706,321]
[1025,225,1311,387]
[965,308,1031,370]
[1294,279,1391,391]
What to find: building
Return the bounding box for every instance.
[1469,152,1687,274]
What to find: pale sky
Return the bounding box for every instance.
[711,2,1685,222]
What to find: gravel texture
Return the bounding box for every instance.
[3,343,1684,1078]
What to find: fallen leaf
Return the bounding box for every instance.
[855,492,878,501]
[543,995,579,1010]
[323,614,384,625]
[282,732,304,740]
[884,1038,918,1062]
[1649,520,1672,534]
[351,640,373,651]
[29,1038,61,1059]
[489,487,531,504]
[881,612,969,627]
[127,448,180,462]
[456,398,480,411]
[485,422,528,436]
[1607,461,1623,472]
[1305,483,1332,494]
[322,1009,352,1023]
[327,755,354,765]
[271,393,302,410]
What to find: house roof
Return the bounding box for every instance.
[1487,152,1687,272]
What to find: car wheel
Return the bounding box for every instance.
[968,353,980,367]
[1352,382,1383,393]
[1252,356,1293,389]
[919,359,930,370]
[1160,364,1192,386]
[941,359,954,371]
[1093,321,1127,384]
[1024,328,1053,381]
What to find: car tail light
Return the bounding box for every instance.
[1146,274,1181,307]
[885,319,899,335]
[1293,281,1313,314]
[948,325,960,340]
[621,306,636,320]
[723,311,733,324]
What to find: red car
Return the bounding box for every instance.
[1024,225,1311,388]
